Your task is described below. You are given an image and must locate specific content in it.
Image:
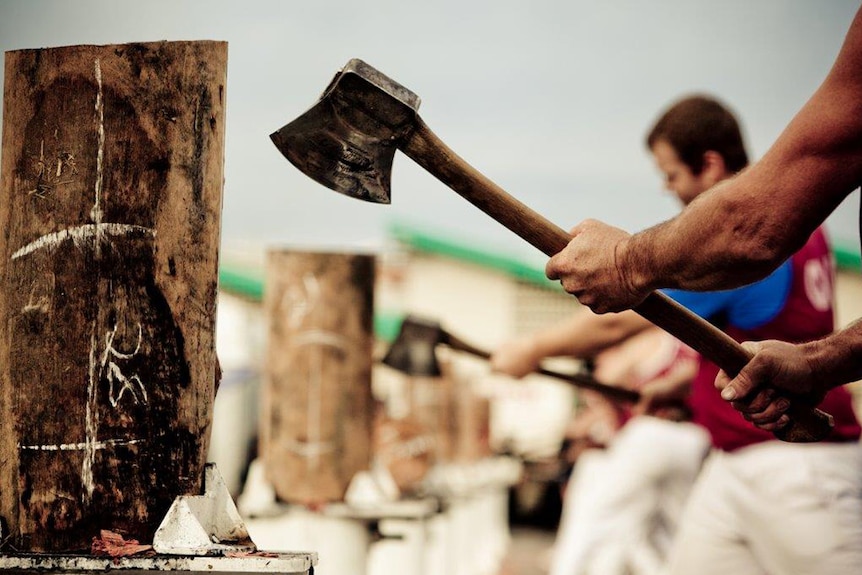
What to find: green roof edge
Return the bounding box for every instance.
[388,221,862,278]
[834,242,861,271]
[217,227,862,339]
[218,266,264,301]
[386,221,559,289]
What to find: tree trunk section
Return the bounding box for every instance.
[0,41,226,552]
[262,251,375,504]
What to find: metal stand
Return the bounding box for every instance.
[0,552,316,575]
[154,464,256,556]
[0,464,318,575]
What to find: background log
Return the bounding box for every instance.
[262,250,375,504]
[0,40,226,551]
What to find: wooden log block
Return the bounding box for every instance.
[262,251,375,504]
[372,408,435,496]
[0,41,227,552]
[452,367,493,463]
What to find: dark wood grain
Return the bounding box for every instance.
[0,41,227,551]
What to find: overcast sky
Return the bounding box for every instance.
[1,0,860,266]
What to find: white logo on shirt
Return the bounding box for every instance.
[803,256,833,312]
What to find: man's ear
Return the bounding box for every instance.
[700,150,727,187]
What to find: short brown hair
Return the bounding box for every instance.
[646,95,749,175]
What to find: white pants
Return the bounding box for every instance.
[549,417,710,575]
[666,440,862,575]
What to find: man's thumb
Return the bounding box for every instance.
[720,341,763,401]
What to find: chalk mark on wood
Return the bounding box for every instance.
[286,329,350,467]
[22,274,54,315]
[282,439,334,458]
[100,321,147,408]
[83,331,99,499]
[80,58,145,502]
[283,273,320,329]
[12,59,164,504]
[27,141,79,199]
[92,58,105,257]
[18,437,146,451]
[279,273,340,468]
[283,272,357,467]
[11,223,156,261]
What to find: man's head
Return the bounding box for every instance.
[646,95,748,205]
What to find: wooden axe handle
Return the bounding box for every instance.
[441,330,641,403]
[402,116,833,443]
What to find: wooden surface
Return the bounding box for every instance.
[262,251,375,504]
[0,41,227,551]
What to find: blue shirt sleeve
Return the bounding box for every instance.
[661,260,793,330]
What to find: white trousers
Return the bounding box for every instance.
[549,417,710,575]
[666,440,862,575]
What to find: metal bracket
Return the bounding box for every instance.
[153,463,256,556]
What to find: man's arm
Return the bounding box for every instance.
[634,354,698,418]
[714,319,862,430]
[548,6,862,313]
[489,309,652,378]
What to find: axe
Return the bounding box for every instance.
[270,58,832,443]
[382,314,641,404]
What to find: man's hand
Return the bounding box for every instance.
[714,340,826,431]
[546,219,648,313]
[633,358,696,418]
[489,337,541,379]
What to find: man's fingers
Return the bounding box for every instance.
[746,400,791,426]
[718,342,764,401]
[733,395,790,420]
[730,386,790,430]
[713,340,806,433]
[730,387,775,413]
[745,414,791,431]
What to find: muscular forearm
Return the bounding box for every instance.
[620,10,862,294]
[619,181,790,293]
[620,170,828,293]
[805,319,862,390]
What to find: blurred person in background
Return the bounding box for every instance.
[493,94,862,574]
[544,6,862,438]
[507,327,708,575]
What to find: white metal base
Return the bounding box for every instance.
[154,463,255,556]
[0,551,316,575]
[0,463,318,574]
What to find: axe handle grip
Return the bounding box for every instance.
[535,366,641,403]
[443,331,641,402]
[403,116,834,443]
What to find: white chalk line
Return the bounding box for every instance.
[11,223,155,260]
[291,329,350,350]
[82,328,99,499]
[290,330,351,470]
[19,437,146,451]
[285,273,320,329]
[282,438,334,458]
[93,58,105,257]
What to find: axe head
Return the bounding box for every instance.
[382,315,445,377]
[270,59,421,204]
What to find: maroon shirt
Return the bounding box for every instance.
[689,227,861,451]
